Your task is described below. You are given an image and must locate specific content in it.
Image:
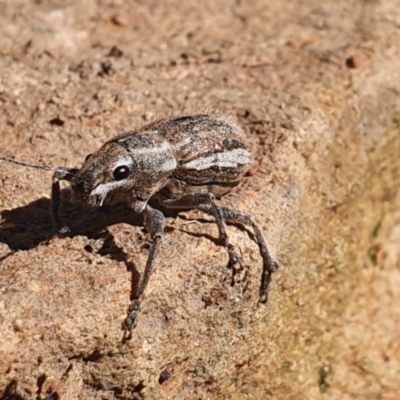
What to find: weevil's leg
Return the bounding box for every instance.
[124,204,165,339]
[51,169,77,233]
[199,205,278,304]
[161,194,244,282]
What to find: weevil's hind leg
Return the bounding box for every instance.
[161,194,244,284]
[124,204,165,340]
[198,205,279,304]
[51,169,77,234]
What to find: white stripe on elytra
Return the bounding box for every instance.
[183,148,250,171]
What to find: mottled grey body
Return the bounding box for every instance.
[2,114,278,339]
[73,115,251,212]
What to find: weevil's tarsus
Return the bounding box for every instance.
[123,299,141,341]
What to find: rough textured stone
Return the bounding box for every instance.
[0,0,399,399]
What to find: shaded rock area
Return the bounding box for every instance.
[0,0,399,399]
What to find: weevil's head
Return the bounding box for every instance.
[72,143,136,208]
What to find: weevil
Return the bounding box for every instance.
[0,114,278,338]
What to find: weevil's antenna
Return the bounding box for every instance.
[0,156,73,175]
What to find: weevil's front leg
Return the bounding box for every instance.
[161,194,244,281]
[51,168,77,233]
[198,205,279,304]
[124,204,165,339]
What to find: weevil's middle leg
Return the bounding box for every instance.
[124,204,165,339]
[161,193,244,283]
[51,168,78,233]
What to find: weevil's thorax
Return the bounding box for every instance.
[113,131,177,204]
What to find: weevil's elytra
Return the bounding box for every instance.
[1,114,278,339]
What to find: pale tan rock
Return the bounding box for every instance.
[0,1,399,399]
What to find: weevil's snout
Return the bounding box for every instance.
[72,144,136,208]
[71,174,94,205]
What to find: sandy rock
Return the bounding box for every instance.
[0,0,400,399]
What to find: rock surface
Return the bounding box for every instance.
[0,0,399,399]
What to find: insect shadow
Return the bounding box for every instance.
[0,188,148,298]
[0,188,226,299]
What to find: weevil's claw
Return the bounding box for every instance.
[46,225,71,245]
[122,300,140,341]
[258,260,279,305]
[58,225,71,236]
[226,244,243,269]
[226,243,244,287]
[258,292,268,306]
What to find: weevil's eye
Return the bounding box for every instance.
[113,165,130,180]
[85,153,92,162]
